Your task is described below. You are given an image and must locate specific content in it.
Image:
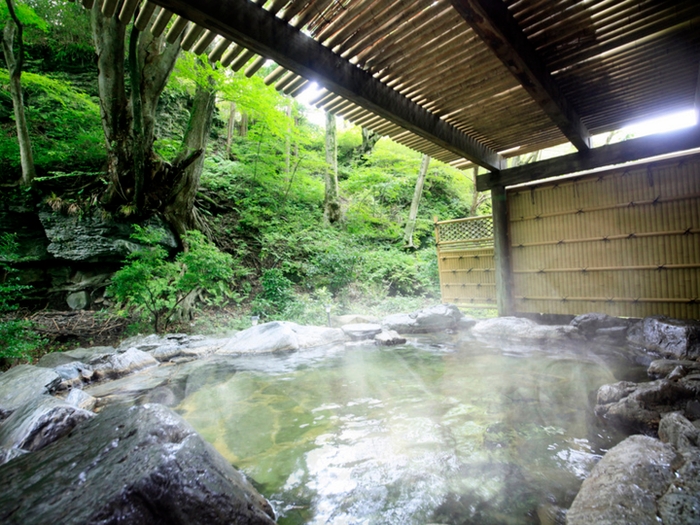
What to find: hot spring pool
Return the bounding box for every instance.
[176,334,635,525]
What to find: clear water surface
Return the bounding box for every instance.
[176,333,634,525]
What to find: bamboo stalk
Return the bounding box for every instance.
[118,0,140,24]
[514,263,700,274]
[245,56,268,78]
[134,1,157,31]
[209,38,233,64]
[263,65,287,86]
[512,229,700,248]
[151,8,173,38]
[230,50,256,72]
[165,16,189,45]
[514,296,700,304]
[101,0,119,18]
[221,45,243,67]
[192,30,217,55]
[181,24,206,51]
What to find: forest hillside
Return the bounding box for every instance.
[0,0,489,365]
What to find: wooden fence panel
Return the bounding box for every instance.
[508,153,700,319]
[435,216,496,308]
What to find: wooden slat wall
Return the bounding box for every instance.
[435,217,496,308]
[508,153,700,319]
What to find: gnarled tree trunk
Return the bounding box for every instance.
[323,111,341,224]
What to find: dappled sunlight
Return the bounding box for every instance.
[177,336,630,524]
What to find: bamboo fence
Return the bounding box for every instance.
[434,216,496,308]
[507,153,700,319]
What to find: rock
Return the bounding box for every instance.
[457,315,477,331]
[0,395,93,452]
[648,359,700,379]
[567,435,677,525]
[470,316,581,344]
[217,321,347,355]
[657,413,700,524]
[64,389,97,411]
[374,330,407,346]
[342,323,382,340]
[0,447,27,466]
[66,290,89,310]
[0,365,61,419]
[570,313,630,339]
[38,212,177,262]
[332,314,380,327]
[52,361,94,390]
[0,404,276,525]
[627,316,700,360]
[659,412,700,450]
[595,379,696,433]
[381,304,463,334]
[91,347,159,380]
[37,346,118,369]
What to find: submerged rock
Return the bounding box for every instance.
[381,303,463,334]
[0,403,276,525]
[0,365,61,420]
[217,321,346,355]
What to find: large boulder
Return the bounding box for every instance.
[0,365,61,420]
[568,413,700,525]
[91,347,159,380]
[566,435,677,525]
[627,316,700,360]
[342,323,382,341]
[0,395,93,452]
[217,321,347,355]
[0,403,276,525]
[595,379,697,434]
[381,304,463,334]
[470,316,581,344]
[570,313,631,342]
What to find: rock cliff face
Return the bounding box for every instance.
[0,203,177,310]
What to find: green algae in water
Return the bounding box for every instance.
[177,339,628,525]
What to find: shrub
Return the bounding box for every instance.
[0,233,45,365]
[107,227,236,333]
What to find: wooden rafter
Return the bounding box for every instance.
[147,0,504,171]
[451,0,591,152]
[476,125,700,191]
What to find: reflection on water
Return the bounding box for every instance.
[176,335,632,525]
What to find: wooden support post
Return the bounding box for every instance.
[491,185,512,316]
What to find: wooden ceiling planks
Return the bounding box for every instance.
[80,0,700,182]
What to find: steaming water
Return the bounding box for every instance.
[176,334,634,525]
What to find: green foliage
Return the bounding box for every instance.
[251,268,294,317]
[0,70,105,178]
[107,227,237,333]
[0,1,48,31]
[0,233,45,364]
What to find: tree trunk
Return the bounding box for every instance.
[226,101,236,157]
[164,74,217,238]
[91,0,182,212]
[469,166,489,216]
[323,111,341,224]
[403,154,430,248]
[352,127,380,165]
[2,1,36,187]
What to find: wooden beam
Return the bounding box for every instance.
[477,125,700,191]
[147,0,504,171]
[451,0,591,152]
[491,185,513,317]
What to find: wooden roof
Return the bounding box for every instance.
[92,0,700,185]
